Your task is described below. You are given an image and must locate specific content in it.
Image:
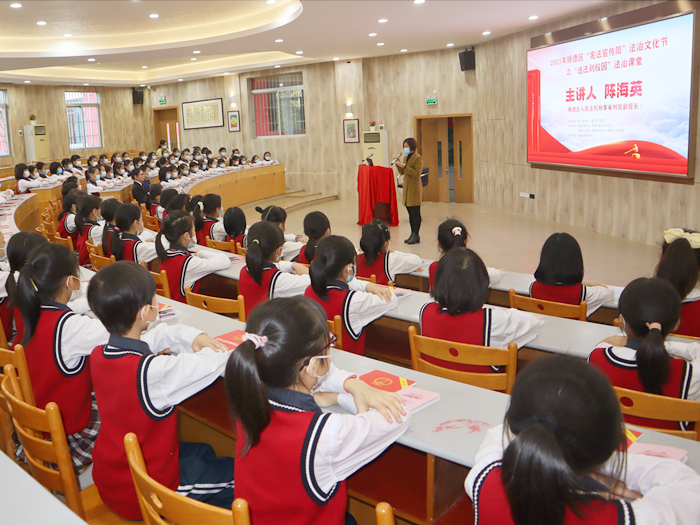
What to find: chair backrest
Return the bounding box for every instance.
[36,224,49,240]
[85,239,104,257]
[613,386,700,441]
[408,326,518,394]
[13,344,35,407]
[206,236,234,253]
[375,502,396,525]
[2,365,86,519]
[327,315,343,350]
[0,317,8,351]
[124,433,250,525]
[0,349,16,458]
[43,219,57,236]
[140,202,148,216]
[89,252,116,272]
[509,289,587,321]
[143,214,159,232]
[357,274,377,285]
[184,287,245,322]
[236,242,247,256]
[151,270,171,299]
[53,233,74,251]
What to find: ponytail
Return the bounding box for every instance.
[100,198,122,256]
[192,196,205,231]
[437,218,468,253]
[360,219,389,266]
[75,195,101,234]
[257,205,287,226]
[156,210,194,261]
[245,221,284,285]
[638,327,671,395]
[110,204,142,261]
[309,235,355,300]
[303,211,330,262]
[6,232,49,310]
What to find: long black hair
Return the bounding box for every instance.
[302,211,330,262]
[58,191,84,222]
[159,188,178,211]
[662,229,700,268]
[534,232,584,286]
[223,207,246,239]
[17,244,79,347]
[6,232,49,310]
[501,356,625,525]
[256,205,287,226]
[110,204,142,261]
[75,195,102,234]
[437,218,468,253]
[225,297,330,454]
[655,237,699,301]
[99,199,122,255]
[155,211,195,261]
[193,194,222,232]
[360,219,390,266]
[618,277,681,395]
[432,248,489,315]
[245,221,284,285]
[14,163,27,181]
[166,193,191,214]
[309,236,356,300]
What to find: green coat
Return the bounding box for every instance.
[397,152,423,207]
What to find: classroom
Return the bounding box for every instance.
[1,1,700,524]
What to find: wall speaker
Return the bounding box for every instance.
[459,48,475,71]
[132,89,144,104]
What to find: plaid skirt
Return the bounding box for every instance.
[15,392,100,469]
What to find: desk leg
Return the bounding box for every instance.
[426,454,470,523]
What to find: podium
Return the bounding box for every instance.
[357,165,399,227]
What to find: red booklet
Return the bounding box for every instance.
[625,428,643,448]
[359,370,415,392]
[215,330,246,350]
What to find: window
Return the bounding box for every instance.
[251,73,305,137]
[65,91,102,149]
[0,90,9,157]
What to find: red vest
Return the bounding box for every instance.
[160,246,201,303]
[530,281,584,305]
[118,233,142,263]
[196,218,218,246]
[15,180,30,195]
[677,299,700,338]
[91,335,179,520]
[420,302,499,374]
[239,264,280,312]
[472,461,633,525]
[0,296,13,345]
[57,213,80,246]
[235,389,346,525]
[304,281,366,355]
[101,224,115,257]
[356,253,390,285]
[77,220,99,266]
[589,345,691,430]
[297,245,317,265]
[226,234,245,249]
[24,303,92,434]
[150,203,158,217]
[429,261,438,290]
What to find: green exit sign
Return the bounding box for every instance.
[159,95,167,104]
[425,97,438,106]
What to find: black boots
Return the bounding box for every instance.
[404,233,420,245]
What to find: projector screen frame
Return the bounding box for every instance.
[527,1,700,185]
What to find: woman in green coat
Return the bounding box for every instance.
[396,137,423,244]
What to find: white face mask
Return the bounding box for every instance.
[66,275,81,302]
[163,152,170,158]
[68,164,73,169]
[193,167,199,173]
[150,163,156,168]
[241,160,247,165]
[221,151,227,156]
[264,156,271,161]
[23,170,29,178]
[140,304,158,332]
[141,155,147,160]
[91,161,98,167]
[115,157,121,162]
[308,356,334,392]
[76,161,82,166]
[207,154,213,159]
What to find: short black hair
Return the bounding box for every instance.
[61,182,79,199]
[534,232,584,286]
[431,248,489,315]
[403,137,417,151]
[88,261,157,336]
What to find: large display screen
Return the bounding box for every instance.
[527,13,695,177]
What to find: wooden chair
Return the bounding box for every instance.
[140,203,148,216]
[50,198,62,218]
[85,239,104,257]
[53,233,74,251]
[206,236,234,253]
[2,365,131,524]
[151,270,171,299]
[357,274,377,285]
[408,326,518,394]
[376,502,396,525]
[185,286,245,322]
[0,317,8,352]
[89,252,116,272]
[12,345,35,407]
[124,433,250,525]
[328,315,343,350]
[43,219,57,237]
[509,289,587,321]
[143,214,159,232]
[0,349,17,459]
[36,224,49,240]
[613,386,700,441]
[236,242,247,256]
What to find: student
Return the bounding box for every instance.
[420,248,541,373]
[231,148,241,158]
[190,160,201,174]
[428,219,503,289]
[123,159,134,174]
[239,221,310,311]
[14,163,42,194]
[103,165,114,181]
[149,184,163,217]
[530,232,613,315]
[158,165,180,191]
[110,152,122,165]
[305,236,397,355]
[251,155,261,164]
[218,147,228,160]
[155,211,231,303]
[26,165,38,180]
[220,206,247,245]
[157,188,177,223]
[229,156,240,168]
[239,156,248,166]
[112,162,125,178]
[49,161,65,177]
[70,155,84,173]
[57,191,84,245]
[87,155,98,168]
[109,204,158,265]
[217,158,227,169]
[256,205,305,261]
[166,194,191,215]
[155,139,167,157]
[131,166,149,205]
[226,296,409,525]
[589,277,700,430]
[193,194,223,246]
[61,158,73,174]
[357,219,421,285]
[263,151,272,162]
[61,182,79,199]
[85,166,104,196]
[465,355,700,525]
[35,161,47,178]
[133,157,144,171]
[75,194,103,266]
[657,232,700,337]
[98,154,109,166]
[98,198,122,256]
[298,211,330,265]
[0,231,12,340]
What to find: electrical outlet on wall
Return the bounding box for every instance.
[519,192,535,199]
[18,129,22,137]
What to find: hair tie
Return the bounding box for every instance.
[30,278,38,292]
[241,332,267,349]
[646,322,662,331]
[251,239,259,244]
[114,227,120,231]
[197,201,204,211]
[512,412,558,433]
[452,226,462,236]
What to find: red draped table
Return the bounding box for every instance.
[357,165,399,227]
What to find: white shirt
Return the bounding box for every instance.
[282,234,304,261]
[487,268,504,285]
[386,251,422,282]
[582,284,615,314]
[89,220,107,246]
[156,205,165,222]
[126,235,159,264]
[465,424,700,525]
[160,179,180,191]
[181,249,231,291]
[17,178,42,193]
[64,214,77,235]
[211,221,228,242]
[86,180,104,195]
[341,279,398,335]
[646,341,700,401]
[269,260,311,298]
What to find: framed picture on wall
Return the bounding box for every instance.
[227,111,241,132]
[343,119,359,143]
[182,98,224,130]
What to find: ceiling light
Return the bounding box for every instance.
[23,80,30,83]
[193,50,200,54]
[400,49,408,52]
[223,72,230,75]
[83,83,90,86]
[142,65,148,69]
[140,84,145,87]
[149,13,159,19]
[10,3,21,8]
[529,15,538,20]
[482,31,491,35]
[414,0,425,3]
[274,65,281,68]
[600,17,608,21]
[333,57,340,61]
[266,0,276,4]
[275,39,283,43]
[378,19,388,23]
[64,33,72,37]
[377,42,384,46]
[36,21,46,25]
[178,79,183,82]
[190,57,197,61]
[87,58,95,62]
[369,33,377,37]
[295,50,303,55]
[446,43,454,47]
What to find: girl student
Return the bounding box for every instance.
[255,205,306,261]
[465,355,700,525]
[530,232,614,315]
[239,221,310,312]
[428,218,503,290]
[166,194,191,215]
[109,204,158,265]
[155,211,231,303]
[49,161,65,177]
[219,206,246,245]
[226,296,410,525]
[75,194,103,266]
[157,188,178,223]
[14,163,43,194]
[177,162,190,179]
[263,151,272,162]
[193,194,224,246]
[589,277,700,430]
[149,183,163,217]
[420,248,541,374]
[305,236,397,355]
[158,164,180,191]
[297,211,330,265]
[190,160,201,175]
[656,231,700,336]
[87,155,98,168]
[57,190,84,245]
[70,154,84,173]
[357,219,421,285]
[98,198,122,257]
[85,165,105,196]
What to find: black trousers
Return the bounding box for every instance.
[406,205,422,234]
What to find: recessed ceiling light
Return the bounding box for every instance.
[482,31,491,36]
[266,0,276,4]
[149,13,159,19]
[36,21,46,25]
[193,50,200,54]
[400,49,408,52]
[369,33,377,37]
[87,58,95,62]
[274,65,281,68]
[378,19,388,23]
[377,42,384,46]
[140,84,146,87]
[178,79,183,82]
[142,65,148,69]
[333,57,340,61]
[529,15,538,20]
[295,50,303,55]
[10,3,21,8]
[23,80,30,83]
[64,33,72,37]
[190,57,197,61]
[275,39,283,43]
[414,0,425,4]
[446,43,454,47]
[83,83,90,86]
[223,72,229,75]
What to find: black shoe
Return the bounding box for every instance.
[406,233,420,245]
[404,235,412,243]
